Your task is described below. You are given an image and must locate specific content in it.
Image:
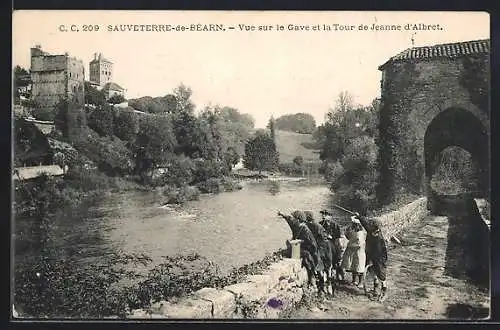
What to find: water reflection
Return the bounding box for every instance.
[267,181,281,195]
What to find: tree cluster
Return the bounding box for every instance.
[315,91,381,213]
[274,113,316,134]
[53,84,255,188]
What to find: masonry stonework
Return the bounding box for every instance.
[30,46,85,117]
[377,40,490,206]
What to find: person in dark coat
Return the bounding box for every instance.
[279,210,322,287]
[278,211,301,240]
[320,210,346,282]
[353,212,388,302]
[304,211,333,282]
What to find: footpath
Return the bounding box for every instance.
[285,215,490,320]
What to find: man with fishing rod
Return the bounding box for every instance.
[332,204,389,302]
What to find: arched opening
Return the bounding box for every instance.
[423,107,490,286]
[430,146,482,196]
[424,107,489,204]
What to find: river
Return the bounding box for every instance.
[15,178,345,274]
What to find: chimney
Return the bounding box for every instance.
[94,53,98,60]
[98,53,102,60]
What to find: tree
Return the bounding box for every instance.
[14,66,31,104]
[87,104,115,137]
[173,84,196,114]
[267,116,276,142]
[114,108,139,143]
[243,132,279,174]
[329,135,379,214]
[222,147,240,173]
[128,94,177,114]
[274,113,316,134]
[108,94,126,105]
[173,111,203,158]
[134,114,177,178]
[84,82,106,106]
[316,93,378,162]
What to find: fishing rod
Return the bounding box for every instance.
[331,204,359,216]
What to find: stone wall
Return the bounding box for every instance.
[375,197,428,239]
[127,258,308,319]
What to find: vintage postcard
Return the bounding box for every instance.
[12,10,490,320]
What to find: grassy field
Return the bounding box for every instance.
[274,130,321,163]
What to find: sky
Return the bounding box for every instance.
[13,11,489,128]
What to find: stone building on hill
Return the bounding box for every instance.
[102,82,126,99]
[88,53,126,99]
[89,52,113,88]
[30,45,85,117]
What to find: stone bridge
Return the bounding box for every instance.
[377,39,490,213]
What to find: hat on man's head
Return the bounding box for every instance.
[351,216,361,224]
[370,218,382,231]
[291,210,306,223]
[304,211,314,222]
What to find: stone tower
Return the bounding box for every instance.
[30,45,85,117]
[89,53,113,87]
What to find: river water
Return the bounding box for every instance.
[16,178,343,274]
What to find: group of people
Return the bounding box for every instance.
[278,208,388,302]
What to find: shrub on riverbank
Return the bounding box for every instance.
[162,185,201,204]
[14,249,288,318]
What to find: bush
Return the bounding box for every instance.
[163,185,200,204]
[160,156,195,188]
[33,108,55,121]
[327,136,380,214]
[196,177,222,194]
[278,163,302,176]
[192,159,225,184]
[221,178,243,192]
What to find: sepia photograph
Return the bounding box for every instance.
[11,10,490,320]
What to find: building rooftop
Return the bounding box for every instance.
[379,39,490,70]
[102,82,125,91]
[90,53,113,64]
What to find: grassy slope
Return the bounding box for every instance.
[274,130,321,163]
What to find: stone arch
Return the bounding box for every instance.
[424,107,489,203]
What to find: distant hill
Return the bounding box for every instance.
[274,130,321,163]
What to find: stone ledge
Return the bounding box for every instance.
[158,298,212,319]
[193,287,236,318]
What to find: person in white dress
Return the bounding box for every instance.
[341,216,367,287]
